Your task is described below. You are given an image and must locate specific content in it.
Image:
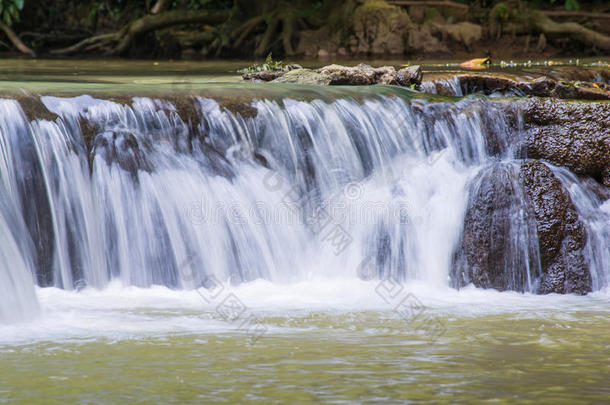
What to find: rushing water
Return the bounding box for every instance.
[0,67,609,402]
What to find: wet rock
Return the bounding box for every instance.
[451,164,540,292]
[242,71,285,82]
[523,98,610,186]
[396,66,423,87]
[92,130,151,179]
[273,69,332,85]
[426,74,610,100]
[452,161,593,295]
[519,160,592,295]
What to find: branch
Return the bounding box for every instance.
[387,1,468,9]
[50,33,118,55]
[541,11,610,19]
[151,0,170,14]
[0,21,34,55]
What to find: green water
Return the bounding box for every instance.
[2,309,609,404]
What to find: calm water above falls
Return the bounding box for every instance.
[0,74,609,403]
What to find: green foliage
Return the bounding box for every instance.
[0,0,24,26]
[494,3,508,20]
[564,0,580,11]
[238,53,286,74]
[294,1,322,18]
[171,0,231,10]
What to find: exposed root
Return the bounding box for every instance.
[0,21,35,55]
[254,15,279,57]
[531,11,610,52]
[52,9,230,56]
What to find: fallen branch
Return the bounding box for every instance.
[0,21,34,55]
[541,11,610,19]
[387,1,468,9]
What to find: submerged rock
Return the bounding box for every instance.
[523,98,610,186]
[519,161,592,295]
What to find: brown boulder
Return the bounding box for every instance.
[523,98,610,186]
[519,160,592,294]
[452,161,593,295]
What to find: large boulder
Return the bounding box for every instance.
[452,161,592,295]
[451,163,540,292]
[523,98,610,186]
[519,161,592,294]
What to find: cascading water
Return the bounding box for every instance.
[0,88,608,322]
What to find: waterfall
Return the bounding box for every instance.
[0,88,608,322]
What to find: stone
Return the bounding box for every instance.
[396,65,422,87]
[272,69,332,85]
[523,98,610,185]
[519,160,592,295]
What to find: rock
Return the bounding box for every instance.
[451,163,541,292]
[430,74,610,100]
[241,64,303,82]
[352,0,411,54]
[242,71,284,82]
[452,160,593,295]
[379,72,399,85]
[406,25,449,55]
[519,161,592,295]
[317,64,376,85]
[396,66,422,87]
[272,69,332,85]
[317,49,330,59]
[435,22,483,50]
[92,130,151,178]
[523,98,610,185]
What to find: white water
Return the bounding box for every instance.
[0,90,608,329]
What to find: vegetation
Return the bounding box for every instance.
[238,53,287,74]
[1,0,609,57]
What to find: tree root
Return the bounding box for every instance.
[52,9,230,56]
[531,11,610,52]
[254,15,280,57]
[0,21,35,55]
